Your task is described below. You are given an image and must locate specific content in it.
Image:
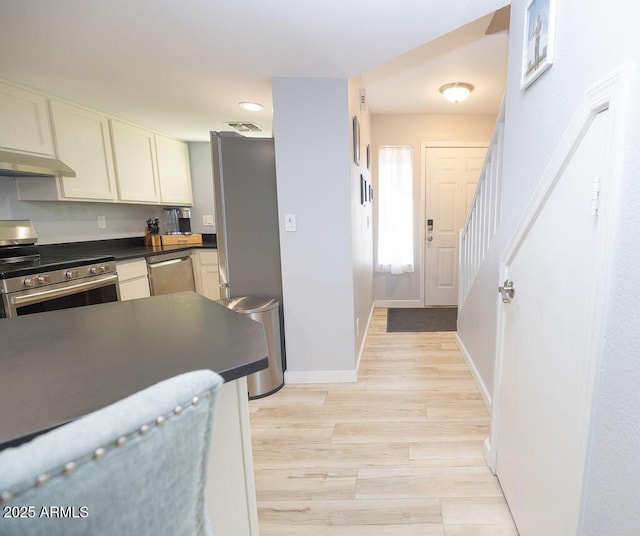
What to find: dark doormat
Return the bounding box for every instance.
[387,307,458,333]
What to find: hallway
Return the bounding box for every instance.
[249,308,518,535]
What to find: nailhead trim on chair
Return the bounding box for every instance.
[0,388,214,504]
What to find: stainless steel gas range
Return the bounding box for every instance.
[0,220,119,318]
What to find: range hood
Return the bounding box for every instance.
[0,150,76,178]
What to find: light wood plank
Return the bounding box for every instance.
[355,467,503,499]
[259,524,446,536]
[258,498,441,525]
[254,469,357,501]
[441,497,515,525]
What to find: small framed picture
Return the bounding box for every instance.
[369,184,373,202]
[360,174,365,205]
[352,116,360,165]
[521,0,557,89]
[366,144,371,170]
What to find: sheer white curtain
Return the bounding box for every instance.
[376,146,414,274]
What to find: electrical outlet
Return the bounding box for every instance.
[97,216,106,229]
[202,214,214,226]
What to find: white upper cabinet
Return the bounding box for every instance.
[0,81,54,156]
[155,134,193,205]
[110,120,161,203]
[50,100,118,200]
[5,78,194,206]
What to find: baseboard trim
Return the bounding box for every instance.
[455,333,492,411]
[374,299,423,308]
[483,437,496,474]
[285,369,358,384]
[354,304,375,379]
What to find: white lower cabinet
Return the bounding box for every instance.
[206,377,259,536]
[116,259,150,301]
[193,250,220,301]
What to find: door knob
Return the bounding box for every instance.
[498,280,515,303]
[427,235,433,242]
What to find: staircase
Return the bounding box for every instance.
[458,100,505,306]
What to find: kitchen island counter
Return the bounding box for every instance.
[0,291,267,449]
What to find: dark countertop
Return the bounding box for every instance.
[0,235,217,279]
[0,291,267,449]
[38,234,217,262]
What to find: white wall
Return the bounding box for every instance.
[456,0,640,531]
[272,77,362,379]
[0,180,162,243]
[370,114,495,304]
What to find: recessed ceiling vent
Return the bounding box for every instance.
[225,122,264,133]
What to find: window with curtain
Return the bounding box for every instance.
[376,146,414,274]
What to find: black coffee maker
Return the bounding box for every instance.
[177,207,192,234]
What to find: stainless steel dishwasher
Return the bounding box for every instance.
[146,250,196,296]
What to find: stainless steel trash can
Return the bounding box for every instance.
[217,296,284,399]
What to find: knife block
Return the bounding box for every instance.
[144,228,162,247]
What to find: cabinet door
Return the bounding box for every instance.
[110,120,160,203]
[0,81,54,156]
[200,265,221,301]
[51,100,118,200]
[119,278,151,301]
[193,250,220,301]
[155,134,193,205]
[117,259,151,301]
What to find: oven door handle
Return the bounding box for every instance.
[10,274,119,307]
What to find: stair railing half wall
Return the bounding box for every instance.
[458,100,505,307]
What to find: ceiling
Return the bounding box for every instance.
[0,0,509,142]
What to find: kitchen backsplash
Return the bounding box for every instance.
[0,180,163,244]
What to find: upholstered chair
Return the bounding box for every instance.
[0,369,223,536]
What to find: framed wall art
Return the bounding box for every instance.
[352,116,360,165]
[366,143,371,170]
[521,0,557,89]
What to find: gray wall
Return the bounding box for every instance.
[456,0,640,531]
[187,141,216,235]
[272,76,373,378]
[348,77,374,360]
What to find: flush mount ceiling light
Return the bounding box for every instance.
[238,102,264,112]
[439,82,474,103]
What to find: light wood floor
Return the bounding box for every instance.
[249,308,518,535]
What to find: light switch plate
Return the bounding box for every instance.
[285,214,296,232]
[202,215,214,226]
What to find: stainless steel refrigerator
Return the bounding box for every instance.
[210,131,283,300]
[211,132,286,388]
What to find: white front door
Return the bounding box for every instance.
[495,108,613,535]
[424,146,486,306]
